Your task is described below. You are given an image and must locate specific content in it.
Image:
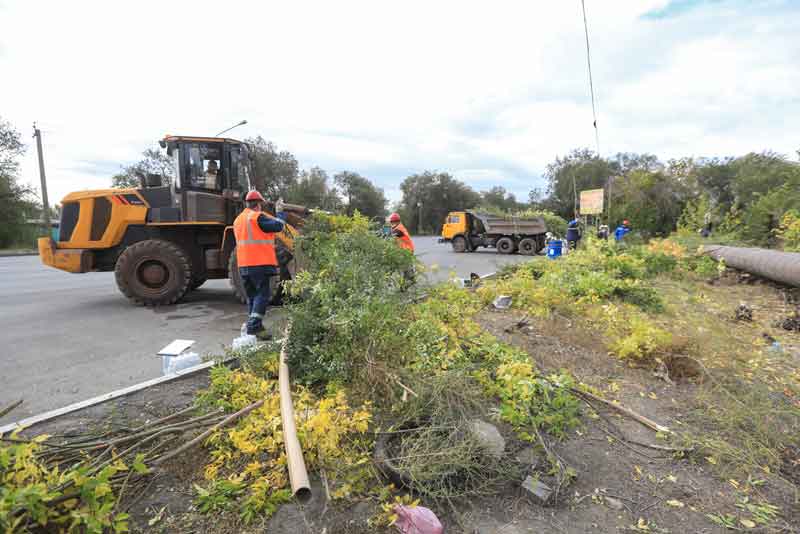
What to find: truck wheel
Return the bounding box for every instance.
[452,236,467,253]
[518,238,538,256]
[228,250,283,306]
[115,239,191,306]
[496,237,516,254]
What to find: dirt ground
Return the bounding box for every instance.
[15,275,800,533]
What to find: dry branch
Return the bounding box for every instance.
[152,400,265,467]
[572,389,671,434]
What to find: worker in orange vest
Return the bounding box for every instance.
[389,212,414,252]
[233,191,286,340]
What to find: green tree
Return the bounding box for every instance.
[545,148,618,219]
[738,182,800,246]
[0,118,37,248]
[290,167,341,211]
[398,172,480,234]
[245,136,299,200]
[480,186,519,212]
[111,148,174,188]
[334,171,387,219]
[609,169,687,237]
[693,157,736,210]
[729,151,800,205]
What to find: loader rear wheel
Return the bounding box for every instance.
[496,237,515,254]
[228,249,282,306]
[518,238,537,256]
[115,239,191,306]
[451,236,467,253]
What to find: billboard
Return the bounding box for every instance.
[579,188,604,215]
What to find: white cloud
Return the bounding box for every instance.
[0,0,797,205]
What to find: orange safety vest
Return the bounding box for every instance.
[393,223,415,252]
[233,208,278,267]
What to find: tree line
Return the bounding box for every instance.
[393,148,800,248]
[3,111,798,249]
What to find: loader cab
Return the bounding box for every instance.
[154,136,251,225]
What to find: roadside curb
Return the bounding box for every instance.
[0,250,38,257]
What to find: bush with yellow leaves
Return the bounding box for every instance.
[0,434,134,533]
[196,366,373,523]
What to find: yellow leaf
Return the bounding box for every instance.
[729,479,739,488]
[740,519,756,528]
[648,392,658,400]
[706,456,717,465]
[665,499,684,508]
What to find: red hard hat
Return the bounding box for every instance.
[389,212,401,223]
[245,190,265,202]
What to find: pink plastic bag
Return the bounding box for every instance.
[394,505,444,534]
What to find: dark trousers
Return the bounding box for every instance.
[240,266,275,334]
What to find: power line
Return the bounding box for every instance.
[581,0,600,155]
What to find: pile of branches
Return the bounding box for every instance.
[1,401,260,532]
[374,372,521,501]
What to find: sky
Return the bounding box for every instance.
[1,0,798,206]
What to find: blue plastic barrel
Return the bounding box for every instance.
[547,240,563,259]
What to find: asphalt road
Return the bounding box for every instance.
[0,237,533,422]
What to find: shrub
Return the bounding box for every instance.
[285,213,417,385]
[606,311,672,360]
[197,368,373,521]
[0,436,131,533]
[775,209,800,251]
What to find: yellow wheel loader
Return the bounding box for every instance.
[38,135,306,306]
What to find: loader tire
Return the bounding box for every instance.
[115,239,191,306]
[228,249,282,306]
[496,236,515,254]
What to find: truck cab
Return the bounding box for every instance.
[441,211,468,242]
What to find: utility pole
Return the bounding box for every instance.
[33,123,50,234]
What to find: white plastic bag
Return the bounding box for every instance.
[162,352,201,375]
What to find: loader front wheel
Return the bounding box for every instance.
[115,239,191,306]
[228,249,282,305]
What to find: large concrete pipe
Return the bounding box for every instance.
[703,245,800,287]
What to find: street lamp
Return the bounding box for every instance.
[215,120,248,137]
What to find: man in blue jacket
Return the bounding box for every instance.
[566,214,581,250]
[614,219,631,242]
